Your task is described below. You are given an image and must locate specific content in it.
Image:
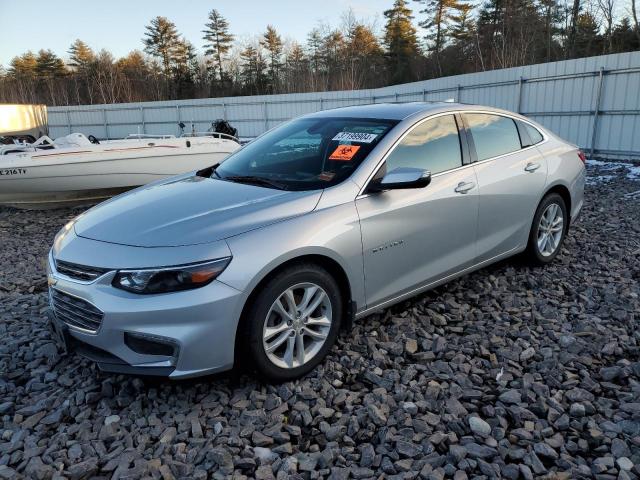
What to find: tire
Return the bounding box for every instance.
[525,192,568,265]
[241,263,342,382]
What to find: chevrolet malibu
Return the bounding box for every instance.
[47,103,585,382]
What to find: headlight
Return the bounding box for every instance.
[112,258,231,294]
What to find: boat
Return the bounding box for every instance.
[0,129,240,209]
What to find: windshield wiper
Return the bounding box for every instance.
[222,175,288,190]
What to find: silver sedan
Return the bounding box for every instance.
[47,103,585,381]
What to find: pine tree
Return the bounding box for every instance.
[383,0,420,83]
[172,38,197,98]
[307,28,324,75]
[283,42,308,92]
[9,51,38,77]
[348,24,384,59]
[143,16,180,77]
[320,30,345,88]
[68,39,95,70]
[611,17,640,52]
[416,0,470,76]
[202,9,234,83]
[449,2,474,42]
[261,25,283,92]
[116,51,149,78]
[344,23,384,88]
[573,12,603,57]
[240,44,267,93]
[35,49,67,77]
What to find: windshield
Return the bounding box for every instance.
[215,117,398,190]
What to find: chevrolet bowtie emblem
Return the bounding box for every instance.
[47,276,57,286]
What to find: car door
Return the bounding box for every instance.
[355,114,479,309]
[463,113,548,263]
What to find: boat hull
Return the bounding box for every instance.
[0,138,238,208]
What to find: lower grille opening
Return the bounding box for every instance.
[124,332,176,357]
[67,336,127,365]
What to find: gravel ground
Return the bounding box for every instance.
[1,162,640,480]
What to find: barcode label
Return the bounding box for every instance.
[332,132,378,143]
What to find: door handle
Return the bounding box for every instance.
[524,162,541,172]
[454,181,475,194]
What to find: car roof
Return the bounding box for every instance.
[303,102,456,120]
[302,102,528,122]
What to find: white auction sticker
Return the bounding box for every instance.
[332,132,378,143]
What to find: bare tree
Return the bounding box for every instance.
[596,0,616,52]
[631,0,640,44]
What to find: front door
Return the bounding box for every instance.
[356,114,479,309]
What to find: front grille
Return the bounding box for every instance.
[49,288,104,333]
[55,259,109,282]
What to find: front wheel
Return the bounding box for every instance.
[525,192,568,265]
[242,263,342,382]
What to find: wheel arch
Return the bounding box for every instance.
[233,252,355,365]
[541,183,572,231]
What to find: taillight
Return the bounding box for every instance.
[577,150,586,164]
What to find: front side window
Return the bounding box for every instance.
[384,115,462,175]
[215,117,398,190]
[465,113,521,161]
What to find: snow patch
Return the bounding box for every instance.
[586,158,640,182]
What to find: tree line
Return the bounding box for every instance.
[1,0,638,106]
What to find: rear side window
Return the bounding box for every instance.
[465,113,521,161]
[385,114,462,175]
[524,123,544,145]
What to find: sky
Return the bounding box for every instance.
[0,0,400,67]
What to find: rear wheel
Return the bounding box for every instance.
[242,263,342,382]
[525,192,567,265]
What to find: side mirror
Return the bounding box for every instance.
[367,167,432,193]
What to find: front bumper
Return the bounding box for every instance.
[47,251,244,379]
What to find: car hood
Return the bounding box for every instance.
[74,175,322,247]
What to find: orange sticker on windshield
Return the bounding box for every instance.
[329,144,360,161]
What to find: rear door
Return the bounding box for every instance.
[464,113,548,263]
[356,114,479,309]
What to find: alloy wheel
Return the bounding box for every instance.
[537,203,564,257]
[262,282,332,369]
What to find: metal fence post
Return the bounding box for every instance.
[319,98,323,111]
[140,106,145,134]
[103,108,109,139]
[422,90,427,101]
[395,92,399,103]
[222,102,227,121]
[263,102,268,132]
[66,110,72,135]
[517,77,524,113]
[456,84,461,102]
[590,67,605,157]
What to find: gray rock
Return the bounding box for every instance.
[616,457,633,471]
[464,443,497,459]
[468,416,491,436]
[395,439,422,458]
[533,442,558,459]
[498,390,521,404]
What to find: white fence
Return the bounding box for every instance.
[48,51,640,159]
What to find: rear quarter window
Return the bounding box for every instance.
[524,123,544,145]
